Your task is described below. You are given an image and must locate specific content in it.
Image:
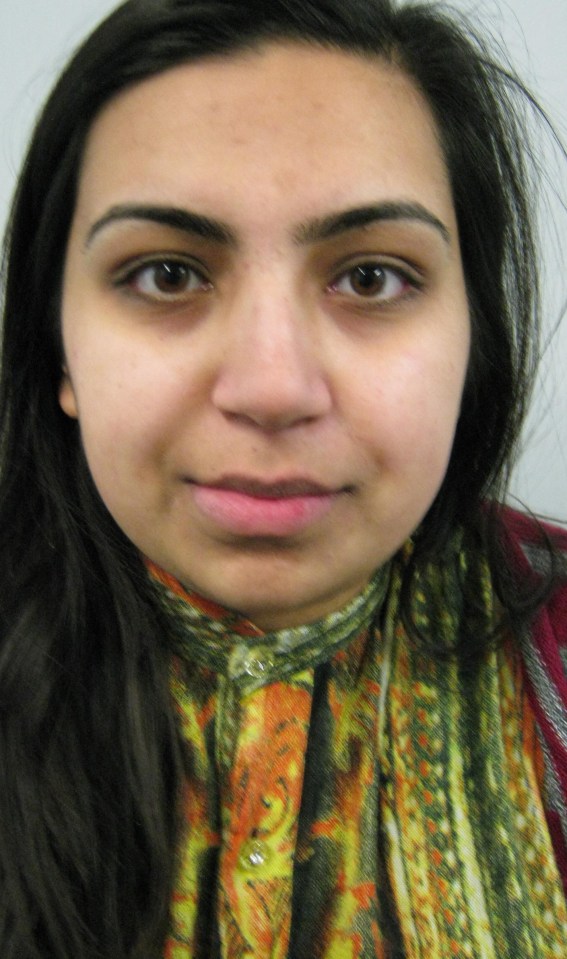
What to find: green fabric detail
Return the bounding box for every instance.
[149,564,389,695]
[151,539,567,958]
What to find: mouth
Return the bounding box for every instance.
[187,474,349,537]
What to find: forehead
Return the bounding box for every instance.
[73,43,455,235]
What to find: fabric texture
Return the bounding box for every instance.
[504,510,567,893]
[147,511,567,958]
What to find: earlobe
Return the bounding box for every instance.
[59,369,79,419]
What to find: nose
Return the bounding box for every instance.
[211,281,332,431]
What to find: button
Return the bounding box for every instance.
[242,652,275,679]
[229,646,276,682]
[237,838,271,871]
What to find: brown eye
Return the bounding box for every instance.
[331,261,413,303]
[151,261,193,293]
[351,264,389,296]
[119,258,211,302]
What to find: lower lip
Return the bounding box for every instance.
[191,485,338,537]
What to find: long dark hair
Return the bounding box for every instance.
[0,0,557,954]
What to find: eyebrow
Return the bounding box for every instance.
[85,200,450,249]
[85,204,237,248]
[294,201,451,246]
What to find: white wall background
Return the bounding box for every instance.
[1,0,566,524]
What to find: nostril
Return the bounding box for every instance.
[211,355,332,430]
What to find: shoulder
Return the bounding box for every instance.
[499,506,567,558]
[499,506,567,672]
[498,505,567,583]
[502,506,567,641]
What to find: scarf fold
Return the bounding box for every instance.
[150,522,567,958]
[379,542,567,958]
[147,561,389,694]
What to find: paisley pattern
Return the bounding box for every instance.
[149,540,567,959]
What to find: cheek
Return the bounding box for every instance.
[349,343,468,471]
[62,340,174,470]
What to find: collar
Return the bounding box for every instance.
[146,561,391,694]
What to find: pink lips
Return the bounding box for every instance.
[190,476,340,537]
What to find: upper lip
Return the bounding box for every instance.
[191,474,341,498]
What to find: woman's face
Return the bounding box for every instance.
[60,44,470,629]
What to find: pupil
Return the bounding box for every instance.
[352,265,385,295]
[155,262,187,292]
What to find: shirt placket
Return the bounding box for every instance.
[216,655,314,959]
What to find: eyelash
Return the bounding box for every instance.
[113,256,211,302]
[328,260,422,305]
[112,255,423,306]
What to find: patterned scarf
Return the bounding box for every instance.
[148,530,567,958]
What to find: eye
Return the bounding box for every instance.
[330,261,417,304]
[115,257,211,302]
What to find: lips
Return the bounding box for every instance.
[189,474,345,537]
[201,475,335,497]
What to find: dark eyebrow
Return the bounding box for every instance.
[85,204,237,248]
[85,199,450,250]
[294,202,451,246]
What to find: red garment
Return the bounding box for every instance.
[506,510,567,892]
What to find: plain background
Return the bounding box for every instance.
[1,0,566,524]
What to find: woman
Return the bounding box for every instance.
[0,0,566,956]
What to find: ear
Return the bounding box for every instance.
[59,367,79,419]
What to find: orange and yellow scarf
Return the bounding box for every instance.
[148,533,567,958]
